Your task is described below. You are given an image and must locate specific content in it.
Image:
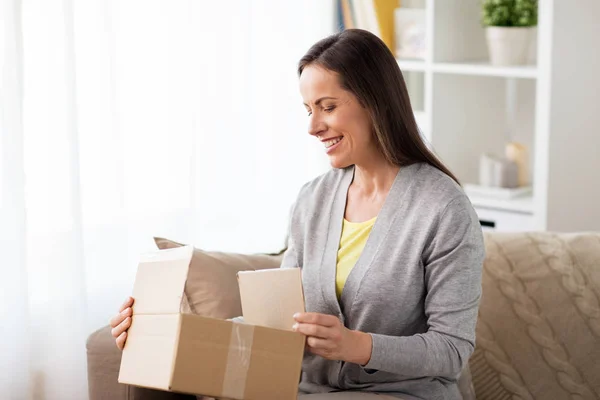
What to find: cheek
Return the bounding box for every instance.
[330,110,368,139]
[343,117,372,144]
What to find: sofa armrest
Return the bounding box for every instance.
[86,325,195,400]
[86,325,127,400]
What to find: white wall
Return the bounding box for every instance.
[545,0,600,231]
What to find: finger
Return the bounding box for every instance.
[306,346,330,359]
[119,297,134,313]
[111,316,131,338]
[293,322,332,339]
[109,306,132,328]
[109,313,124,329]
[116,331,128,350]
[293,312,337,327]
[306,336,334,350]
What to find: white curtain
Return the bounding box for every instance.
[0,1,334,398]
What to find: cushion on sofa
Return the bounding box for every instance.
[471,232,600,399]
[153,237,284,319]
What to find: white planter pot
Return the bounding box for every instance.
[486,27,533,66]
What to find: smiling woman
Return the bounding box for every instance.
[284,29,485,399]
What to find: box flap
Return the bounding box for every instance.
[237,268,305,331]
[118,314,181,390]
[132,245,193,315]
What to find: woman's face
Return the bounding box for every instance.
[299,65,376,169]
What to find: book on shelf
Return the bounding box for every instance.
[336,0,346,31]
[336,0,398,53]
[341,0,355,29]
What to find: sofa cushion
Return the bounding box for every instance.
[153,237,284,319]
[471,232,600,400]
[457,364,476,400]
[87,325,195,400]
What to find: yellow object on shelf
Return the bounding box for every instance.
[373,0,399,52]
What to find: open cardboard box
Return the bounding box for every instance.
[118,245,306,400]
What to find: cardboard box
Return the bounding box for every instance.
[118,246,306,400]
[238,268,305,331]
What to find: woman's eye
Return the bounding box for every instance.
[307,111,313,116]
[324,106,336,113]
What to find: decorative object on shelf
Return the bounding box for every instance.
[505,141,529,186]
[394,7,426,60]
[475,141,531,200]
[479,153,519,188]
[481,0,538,66]
[464,183,532,200]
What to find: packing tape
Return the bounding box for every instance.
[221,322,255,399]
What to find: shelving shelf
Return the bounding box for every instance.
[394,0,600,232]
[432,62,538,79]
[397,59,427,72]
[397,60,537,79]
[466,192,535,215]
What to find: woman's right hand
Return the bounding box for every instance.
[110,296,134,350]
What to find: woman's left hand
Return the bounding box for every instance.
[292,312,372,365]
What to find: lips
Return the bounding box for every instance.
[321,136,343,148]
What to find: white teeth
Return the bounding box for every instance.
[324,137,342,148]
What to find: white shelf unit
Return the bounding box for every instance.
[397,60,427,72]
[467,193,534,215]
[397,0,600,232]
[432,62,538,79]
[398,60,537,79]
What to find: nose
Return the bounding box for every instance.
[308,113,326,137]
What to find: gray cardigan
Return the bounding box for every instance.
[281,163,485,400]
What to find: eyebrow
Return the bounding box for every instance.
[303,96,338,107]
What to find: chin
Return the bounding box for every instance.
[328,156,353,170]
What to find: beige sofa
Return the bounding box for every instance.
[86,232,600,399]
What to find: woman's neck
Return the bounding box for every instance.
[352,158,400,197]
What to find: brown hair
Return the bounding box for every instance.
[298,29,459,184]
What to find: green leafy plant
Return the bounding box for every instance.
[482,0,538,27]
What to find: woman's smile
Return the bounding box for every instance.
[322,136,344,153]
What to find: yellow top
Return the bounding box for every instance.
[335,216,377,299]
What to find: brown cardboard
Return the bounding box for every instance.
[118,246,305,400]
[237,268,305,331]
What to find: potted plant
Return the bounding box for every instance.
[482,0,538,66]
